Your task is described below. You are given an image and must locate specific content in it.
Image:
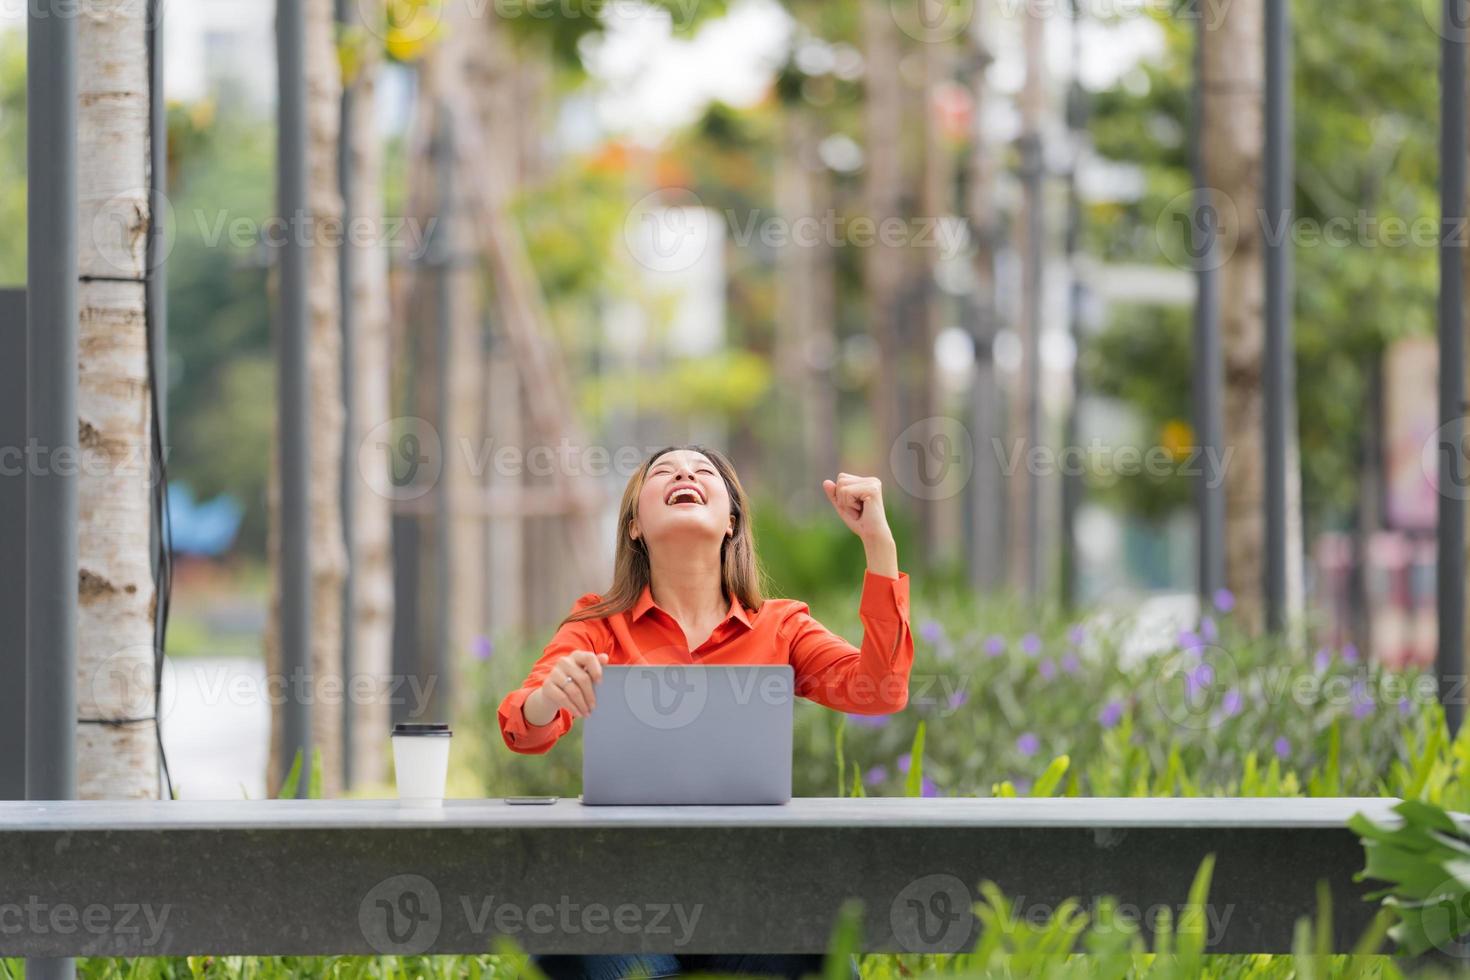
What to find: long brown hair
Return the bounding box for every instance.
[561,445,765,625]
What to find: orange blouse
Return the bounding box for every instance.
[497,570,914,754]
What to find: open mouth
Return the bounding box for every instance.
[664,484,706,506]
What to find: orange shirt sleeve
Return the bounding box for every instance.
[497,593,608,755]
[779,570,913,715]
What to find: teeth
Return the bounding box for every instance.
[668,488,702,505]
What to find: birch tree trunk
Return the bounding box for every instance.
[343,3,394,786]
[266,0,346,796]
[1201,0,1266,633]
[75,0,158,799]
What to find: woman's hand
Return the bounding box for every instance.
[522,650,611,726]
[823,472,892,542]
[823,472,899,577]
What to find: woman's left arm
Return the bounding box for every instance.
[780,474,914,713]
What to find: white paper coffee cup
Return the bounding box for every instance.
[391,722,452,807]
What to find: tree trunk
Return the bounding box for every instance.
[75,0,158,800]
[436,4,607,598]
[1009,1,1046,598]
[862,0,905,482]
[966,9,1005,593]
[775,107,839,513]
[919,15,955,567]
[342,10,394,787]
[1201,0,1266,632]
[266,0,346,796]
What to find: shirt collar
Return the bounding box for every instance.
[632,583,753,630]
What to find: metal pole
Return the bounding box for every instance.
[1263,0,1294,634]
[1023,133,1044,601]
[390,511,421,727]
[1193,7,1225,609]
[28,0,78,974]
[1439,0,1467,737]
[1059,0,1085,609]
[336,0,357,791]
[277,0,314,796]
[1,290,26,803]
[27,0,79,810]
[432,105,455,723]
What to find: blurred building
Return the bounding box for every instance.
[164,0,275,111]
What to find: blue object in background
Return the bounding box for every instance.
[167,483,244,557]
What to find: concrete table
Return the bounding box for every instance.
[0,797,1405,958]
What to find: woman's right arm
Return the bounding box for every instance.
[497,597,611,755]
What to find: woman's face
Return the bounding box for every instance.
[631,449,734,556]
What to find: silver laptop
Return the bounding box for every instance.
[581,665,794,805]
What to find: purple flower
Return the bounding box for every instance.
[1400,697,1414,717]
[1013,777,1034,796]
[920,777,940,798]
[1098,700,1124,729]
[1060,652,1081,675]
[984,635,1006,657]
[897,752,912,774]
[1020,633,1042,656]
[848,713,890,729]
[1016,732,1040,757]
[1220,688,1243,718]
[1273,736,1291,761]
[946,689,969,710]
[1313,648,1332,671]
[1213,588,1235,613]
[1342,643,1359,663]
[1038,658,1057,681]
[864,765,888,787]
[1067,625,1086,647]
[919,620,945,645]
[1351,678,1373,719]
[471,635,494,660]
[1178,629,1203,652]
[1185,662,1215,698]
[1200,616,1218,644]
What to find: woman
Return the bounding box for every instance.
[498,445,914,980]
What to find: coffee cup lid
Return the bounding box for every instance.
[392,722,452,736]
